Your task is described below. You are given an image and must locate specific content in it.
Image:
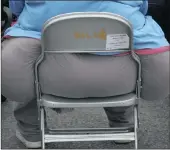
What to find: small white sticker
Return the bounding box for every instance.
[106,34,129,50]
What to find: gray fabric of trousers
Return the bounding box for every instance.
[2,38,169,137]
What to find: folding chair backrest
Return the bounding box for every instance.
[41,12,133,54]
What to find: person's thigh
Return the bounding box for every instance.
[39,54,137,98]
[1,38,41,102]
[140,51,170,100]
[2,38,137,101]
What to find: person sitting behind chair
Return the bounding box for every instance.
[2,0,169,148]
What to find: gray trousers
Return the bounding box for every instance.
[2,38,169,138]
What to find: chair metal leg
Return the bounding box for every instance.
[40,107,45,149]
[134,105,138,149]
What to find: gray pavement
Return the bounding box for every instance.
[1,97,169,149]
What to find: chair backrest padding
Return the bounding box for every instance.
[42,12,133,53]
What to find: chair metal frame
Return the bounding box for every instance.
[34,12,142,149]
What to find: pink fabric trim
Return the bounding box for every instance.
[11,21,17,26]
[3,35,11,39]
[116,46,170,56]
[135,46,170,55]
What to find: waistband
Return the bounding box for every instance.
[3,35,169,56]
[116,46,170,56]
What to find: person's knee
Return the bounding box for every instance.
[140,51,170,100]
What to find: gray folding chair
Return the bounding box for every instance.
[35,12,142,149]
